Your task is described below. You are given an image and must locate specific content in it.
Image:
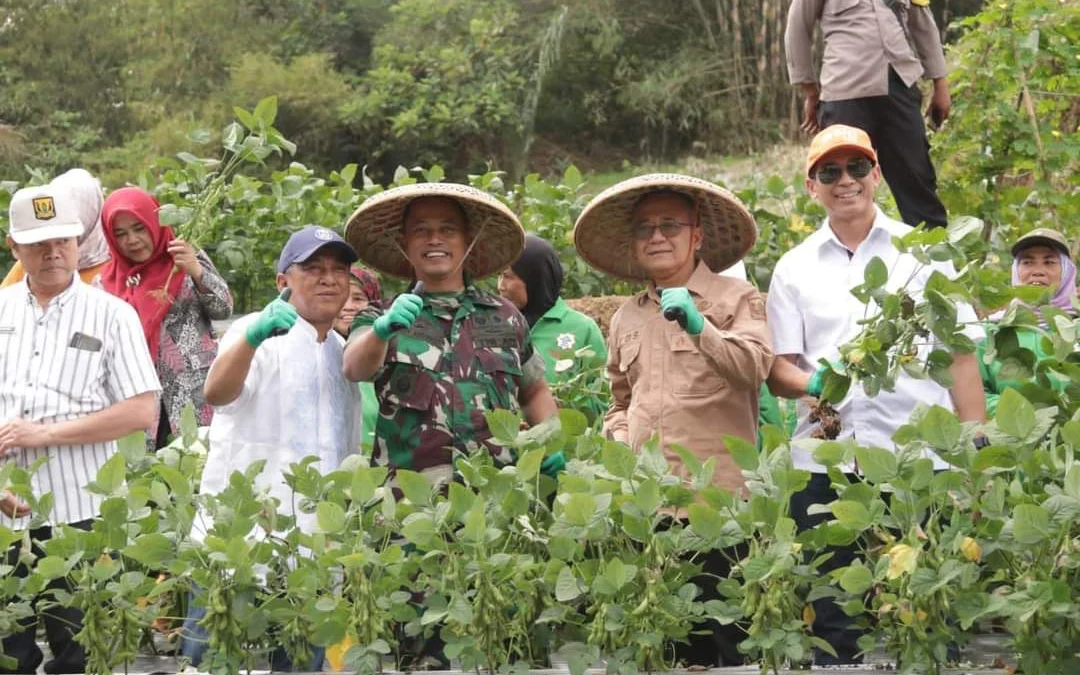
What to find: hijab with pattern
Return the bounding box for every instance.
[349,265,384,309]
[99,187,186,361]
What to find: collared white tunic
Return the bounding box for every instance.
[198,313,360,536]
[0,276,161,524]
[767,208,983,472]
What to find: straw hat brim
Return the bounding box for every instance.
[344,183,525,279]
[573,174,757,282]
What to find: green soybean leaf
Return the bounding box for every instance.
[316,501,347,534]
[839,564,874,594]
[123,533,173,568]
[396,469,432,506]
[831,500,872,530]
[688,503,725,540]
[863,256,888,288]
[853,446,897,484]
[997,388,1036,439]
[601,441,636,479]
[1012,504,1051,545]
[556,565,582,602]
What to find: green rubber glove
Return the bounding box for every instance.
[245,288,299,348]
[660,287,705,336]
[372,293,424,340]
[807,367,827,398]
[540,451,566,477]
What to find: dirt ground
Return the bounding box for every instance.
[565,295,631,339]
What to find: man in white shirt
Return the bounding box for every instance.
[0,185,160,674]
[766,125,985,664]
[181,226,361,670]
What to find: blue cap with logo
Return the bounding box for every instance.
[277,225,359,273]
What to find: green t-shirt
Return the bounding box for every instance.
[529,297,608,380]
[977,324,1069,417]
[358,381,378,453]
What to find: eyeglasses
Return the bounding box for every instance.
[814,157,875,184]
[632,219,692,241]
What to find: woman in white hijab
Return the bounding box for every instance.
[2,168,111,287]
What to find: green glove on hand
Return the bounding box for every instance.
[540,451,567,477]
[245,288,299,348]
[660,287,704,336]
[373,293,424,341]
[807,367,827,398]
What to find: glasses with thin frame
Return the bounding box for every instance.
[632,219,692,241]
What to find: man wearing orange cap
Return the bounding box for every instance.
[764,126,985,664]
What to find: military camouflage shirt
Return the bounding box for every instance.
[351,284,546,481]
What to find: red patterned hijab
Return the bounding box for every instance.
[99,187,185,361]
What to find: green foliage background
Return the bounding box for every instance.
[0,0,1075,311]
[1,0,988,184]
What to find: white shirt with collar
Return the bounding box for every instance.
[198,312,361,536]
[766,207,983,472]
[0,275,161,525]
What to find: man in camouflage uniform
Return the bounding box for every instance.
[343,184,558,485]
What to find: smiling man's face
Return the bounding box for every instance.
[631,192,702,286]
[806,149,881,225]
[402,197,469,288]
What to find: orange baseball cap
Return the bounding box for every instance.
[806,124,878,177]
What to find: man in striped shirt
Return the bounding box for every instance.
[0,185,160,674]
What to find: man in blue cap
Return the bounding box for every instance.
[182,226,362,670]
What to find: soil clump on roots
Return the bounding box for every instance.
[809,401,842,440]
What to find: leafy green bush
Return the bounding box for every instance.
[934,0,1080,244]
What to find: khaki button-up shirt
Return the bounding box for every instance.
[785,0,948,101]
[603,262,774,493]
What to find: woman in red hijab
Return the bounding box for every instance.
[97,187,233,450]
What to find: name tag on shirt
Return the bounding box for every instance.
[69,331,102,352]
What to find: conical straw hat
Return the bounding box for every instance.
[573,174,757,281]
[344,183,525,279]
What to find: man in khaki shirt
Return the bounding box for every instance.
[574,174,773,666]
[605,264,772,493]
[785,0,950,229]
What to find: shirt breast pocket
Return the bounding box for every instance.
[826,0,862,16]
[475,347,523,410]
[670,333,724,398]
[617,338,642,385]
[381,357,437,413]
[65,345,106,398]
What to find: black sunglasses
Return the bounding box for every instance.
[815,157,875,184]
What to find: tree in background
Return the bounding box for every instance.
[0,0,997,184]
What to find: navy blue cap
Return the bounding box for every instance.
[277,225,359,273]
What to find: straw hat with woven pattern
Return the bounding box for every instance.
[344,183,525,279]
[573,174,757,281]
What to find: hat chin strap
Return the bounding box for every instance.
[394,219,489,283]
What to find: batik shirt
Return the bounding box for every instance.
[352,284,545,484]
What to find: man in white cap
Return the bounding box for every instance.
[766,125,984,664]
[0,186,160,674]
[574,174,774,666]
